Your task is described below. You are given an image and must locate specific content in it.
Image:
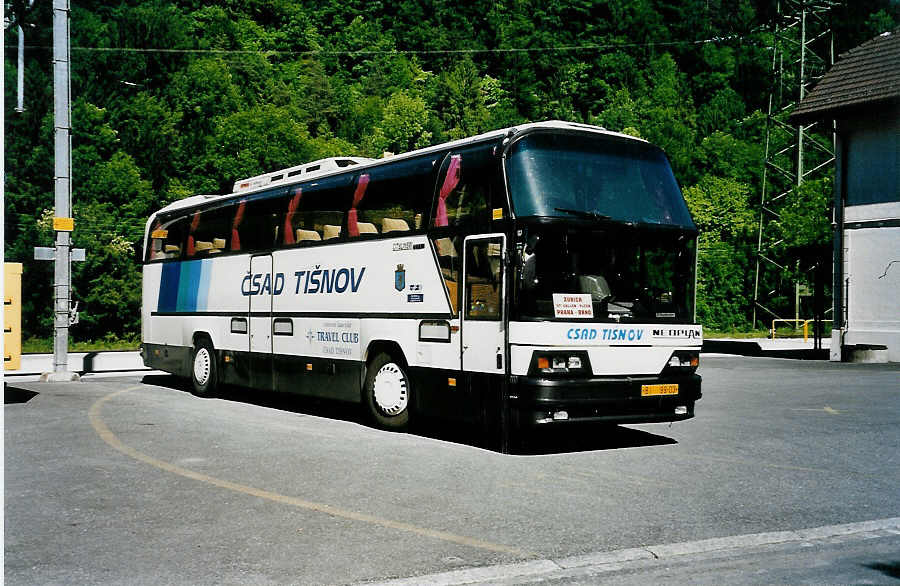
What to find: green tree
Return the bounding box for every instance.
[683,175,756,329]
[376,91,432,154]
[774,177,833,251]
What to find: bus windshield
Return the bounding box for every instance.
[505,132,695,228]
[514,224,696,323]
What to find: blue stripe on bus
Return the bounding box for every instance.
[157,262,181,312]
[178,260,202,312]
[158,260,211,313]
[197,260,211,311]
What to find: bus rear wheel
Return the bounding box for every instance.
[364,352,410,430]
[191,338,219,397]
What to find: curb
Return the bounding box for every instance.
[367,517,900,585]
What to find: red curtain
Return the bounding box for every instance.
[231,200,246,251]
[347,174,370,237]
[435,155,461,227]
[186,212,201,256]
[283,188,302,245]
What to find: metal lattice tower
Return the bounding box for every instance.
[752,0,837,329]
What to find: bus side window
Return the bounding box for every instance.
[148,216,188,262]
[465,239,502,320]
[240,197,284,253]
[282,176,351,245]
[187,205,232,257]
[432,146,496,230]
[350,155,436,237]
[433,236,460,315]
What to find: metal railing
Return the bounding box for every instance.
[771,319,833,342]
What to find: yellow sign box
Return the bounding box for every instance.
[4,263,23,371]
[53,217,75,231]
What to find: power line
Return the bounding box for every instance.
[6,33,757,58]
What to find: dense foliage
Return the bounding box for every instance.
[5,0,898,339]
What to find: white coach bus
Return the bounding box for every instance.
[140,121,702,449]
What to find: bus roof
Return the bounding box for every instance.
[150,120,647,218]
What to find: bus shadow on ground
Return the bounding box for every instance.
[864,561,900,580]
[415,419,678,455]
[516,425,677,455]
[140,374,367,425]
[140,374,677,455]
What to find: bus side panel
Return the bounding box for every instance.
[142,263,193,376]
[271,237,450,317]
[409,368,499,425]
[141,263,162,348]
[142,342,192,378]
[273,355,363,402]
[219,350,252,389]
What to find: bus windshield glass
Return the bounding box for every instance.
[514,225,696,323]
[506,132,695,228]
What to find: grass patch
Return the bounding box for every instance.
[705,324,832,339]
[704,329,770,339]
[23,335,140,353]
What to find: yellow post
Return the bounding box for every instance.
[4,263,24,370]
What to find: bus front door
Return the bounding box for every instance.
[462,234,512,450]
[249,254,274,389]
[461,235,506,374]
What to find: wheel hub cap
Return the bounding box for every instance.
[193,348,211,385]
[372,363,408,415]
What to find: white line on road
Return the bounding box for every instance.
[366,517,900,586]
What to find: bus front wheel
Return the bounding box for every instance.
[191,338,219,397]
[364,352,410,430]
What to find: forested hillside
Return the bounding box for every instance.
[5,0,899,342]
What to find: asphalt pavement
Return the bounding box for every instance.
[4,356,899,584]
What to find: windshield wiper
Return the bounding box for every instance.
[554,208,612,221]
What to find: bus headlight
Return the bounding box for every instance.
[530,351,591,376]
[663,350,699,374]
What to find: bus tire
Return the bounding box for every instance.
[363,352,410,430]
[191,338,218,397]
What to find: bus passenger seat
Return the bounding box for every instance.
[212,238,226,250]
[164,244,180,256]
[382,218,410,233]
[487,242,502,276]
[195,241,213,253]
[435,238,458,258]
[357,222,378,234]
[323,225,341,240]
[296,229,322,242]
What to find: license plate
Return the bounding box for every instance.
[641,383,679,397]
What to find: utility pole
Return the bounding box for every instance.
[752,0,836,331]
[42,0,78,382]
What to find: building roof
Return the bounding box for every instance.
[791,29,900,124]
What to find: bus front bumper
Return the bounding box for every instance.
[509,373,701,426]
